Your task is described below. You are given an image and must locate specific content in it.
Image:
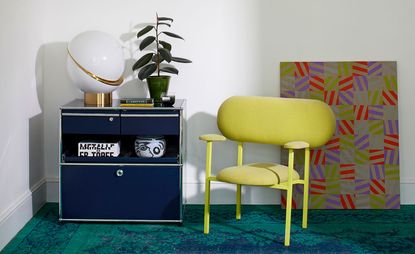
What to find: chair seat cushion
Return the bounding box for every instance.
[216,163,300,186]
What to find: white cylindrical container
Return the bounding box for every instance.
[134,136,166,158]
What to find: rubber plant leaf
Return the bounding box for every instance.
[159,41,172,51]
[158,17,173,22]
[139,36,155,50]
[171,57,192,63]
[159,48,172,62]
[152,53,165,63]
[133,53,154,70]
[160,66,179,75]
[161,31,184,40]
[138,63,157,80]
[137,25,154,38]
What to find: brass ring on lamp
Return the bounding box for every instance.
[67,48,124,86]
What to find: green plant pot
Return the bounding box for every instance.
[146,76,170,103]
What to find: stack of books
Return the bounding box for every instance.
[119,98,154,107]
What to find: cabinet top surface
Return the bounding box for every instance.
[61,99,185,110]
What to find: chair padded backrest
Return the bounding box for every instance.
[217,96,336,148]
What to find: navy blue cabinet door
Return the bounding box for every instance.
[61,165,181,220]
[120,111,180,135]
[62,112,120,135]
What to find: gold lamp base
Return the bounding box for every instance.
[84,92,112,107]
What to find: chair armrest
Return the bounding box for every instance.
[199,134,227,142]
[284,141,310,149]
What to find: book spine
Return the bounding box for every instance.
[120,103,154,107]
[120,99,153,104]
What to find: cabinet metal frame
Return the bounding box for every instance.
[120,114,179,118]
[58,99,185,223]
[62,113,120,117]
[61,163,182,166]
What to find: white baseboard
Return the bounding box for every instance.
[46,178,280,205]
[1,177,413,251]
[400,179,415,204]
[184,182,281,204]
[46,177,59,202]
[46,178,415,205]
[0,178,47,251]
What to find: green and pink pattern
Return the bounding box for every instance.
[280,61,399,209]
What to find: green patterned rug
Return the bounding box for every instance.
[2,203,415,253]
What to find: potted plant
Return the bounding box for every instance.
[132,14,191,102]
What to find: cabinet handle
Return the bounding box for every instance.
[109,117,114,122]
[116,169,124,177]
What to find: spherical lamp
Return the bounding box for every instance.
[67,31,125,106]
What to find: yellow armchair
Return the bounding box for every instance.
[199,96,335,246]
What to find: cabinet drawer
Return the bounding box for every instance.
[120,111,180,135]
[62,112,120,134]
[60,165,181,221]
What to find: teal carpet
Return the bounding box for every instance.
[2,203,415,253]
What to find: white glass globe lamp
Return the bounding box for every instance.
[67,31,125,106]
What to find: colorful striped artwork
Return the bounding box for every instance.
[280,61,399,209]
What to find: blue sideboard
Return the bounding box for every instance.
[59,99,185,222]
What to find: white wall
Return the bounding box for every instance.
[1,0,415,249]
[2,0,414,250]
[40,0,415,204]
[0,0,46,250]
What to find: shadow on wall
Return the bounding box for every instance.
[184,111,281,204]
[42,34,149,106]
[38,25,282,205]
[39,38,149,203]
[39,31,175,202]
[38,42,83,203]
[185,111,239,204]
[117,24,154,99]
[116,58,148,98]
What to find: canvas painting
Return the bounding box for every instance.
[280,61,399,209]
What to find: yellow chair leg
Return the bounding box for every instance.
[204,179,211,234]
[236,184,241,220]
[284,185,293,247]
[302,182,309,229]
[204,141,213,234]
[236,142,243,220]
[284,148,294,247]
[302,148,310,229]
